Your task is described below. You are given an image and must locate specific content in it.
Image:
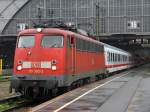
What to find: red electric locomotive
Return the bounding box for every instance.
[11,26,133,98]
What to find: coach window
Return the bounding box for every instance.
[18,36,35,48]
[124,56,125,62]
[42,35,63,48]
[117,54,118,62]
[112,53,114,62]
[107,52,109,62]
[113,53,115,62]
[120,55,122,62]
[110,53,112,62]
[115,54,117,62]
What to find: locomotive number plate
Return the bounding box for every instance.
[29,69,44,74]
[31,62,41,68]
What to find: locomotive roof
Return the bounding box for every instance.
[18,28,74,35]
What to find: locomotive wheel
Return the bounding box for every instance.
[79,80,83,86]
[65,86,71,92]
[76,80,83,87]
[52,88,58,97]
[59,86,71,94]
[99,75,103,80]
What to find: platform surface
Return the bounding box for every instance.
[30,64,150,112]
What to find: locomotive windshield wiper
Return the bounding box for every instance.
[21,44,31,56]
[49,43,57,48]
[21,43,27,48]
[22,44,27,48]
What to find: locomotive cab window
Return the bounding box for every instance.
[18,36,35,48]
[42,35,63,48]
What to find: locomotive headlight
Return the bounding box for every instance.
[37,28,42,32]
[52,66,57,71]
[17,65,22,70]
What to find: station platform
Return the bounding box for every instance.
[0,69,16,99]
[30,64,150,112]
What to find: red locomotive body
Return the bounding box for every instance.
[11,28,133,98]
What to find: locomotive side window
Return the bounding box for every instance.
[70,36,74,45]
[67,35,71,48]
[42,36,63,48]
[75,35,102,52]
[67,35,75,48]
[18,36,35,48]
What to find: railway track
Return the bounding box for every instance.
[0,94,61,112]
[0,95,30,112]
